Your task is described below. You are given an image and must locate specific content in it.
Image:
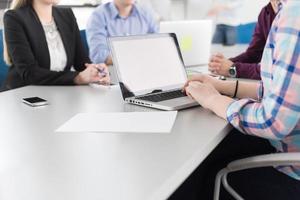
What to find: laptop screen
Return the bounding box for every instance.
[160,20,213,66]
[109,34,188,97]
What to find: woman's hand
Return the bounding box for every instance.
[185,81,221,109]
[74,63,110,85]
[93,63,110,85]
[185,80,235,119]
[183,74,221,92]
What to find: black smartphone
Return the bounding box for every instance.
[22,97,48,107]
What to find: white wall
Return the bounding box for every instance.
[140,0,270,23]
[239,0,269,24]
[72,8,95,30]
[71,0,270,30]
[186,0,269,23]
[59,0,101,5]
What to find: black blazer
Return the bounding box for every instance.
[2,5,90,90]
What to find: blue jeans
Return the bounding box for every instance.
[213,24,237,46]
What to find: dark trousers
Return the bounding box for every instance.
[169,129,300,200]
[213,24,237,46]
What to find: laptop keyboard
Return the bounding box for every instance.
[136,90,187,102]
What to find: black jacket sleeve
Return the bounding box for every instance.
[4,10,79,86]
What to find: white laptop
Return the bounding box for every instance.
[108,33,199,111]
[160,20,213,67]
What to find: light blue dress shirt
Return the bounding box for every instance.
[86,2,159,64]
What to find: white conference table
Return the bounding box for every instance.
[0,85,231,200]
[0,44,248,200]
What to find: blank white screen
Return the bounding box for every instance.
[112,36,187,93]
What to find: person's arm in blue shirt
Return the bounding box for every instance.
[86,10,109,64]
[145,8,159,33]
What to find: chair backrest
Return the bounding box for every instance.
[80,30,89,54]
[0,29,8,87]
[236,22,256,44]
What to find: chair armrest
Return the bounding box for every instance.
[227,153,300,172]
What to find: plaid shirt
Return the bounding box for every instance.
[227,0,300,180]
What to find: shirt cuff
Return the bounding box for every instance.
[229,57,234,61]
[234,62,250,79]
[226,98,257,133]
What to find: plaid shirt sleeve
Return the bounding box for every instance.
[226,3,300,141]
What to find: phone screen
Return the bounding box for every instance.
[23,97,47,103]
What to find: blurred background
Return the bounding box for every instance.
[0,0,268,30]
[0,0,270,84]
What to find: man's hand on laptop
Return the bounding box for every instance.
[208,53,233,77]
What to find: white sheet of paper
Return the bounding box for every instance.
[89,83,119,90]
[56,111,178,133]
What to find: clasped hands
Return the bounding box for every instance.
[75,63,110,85]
